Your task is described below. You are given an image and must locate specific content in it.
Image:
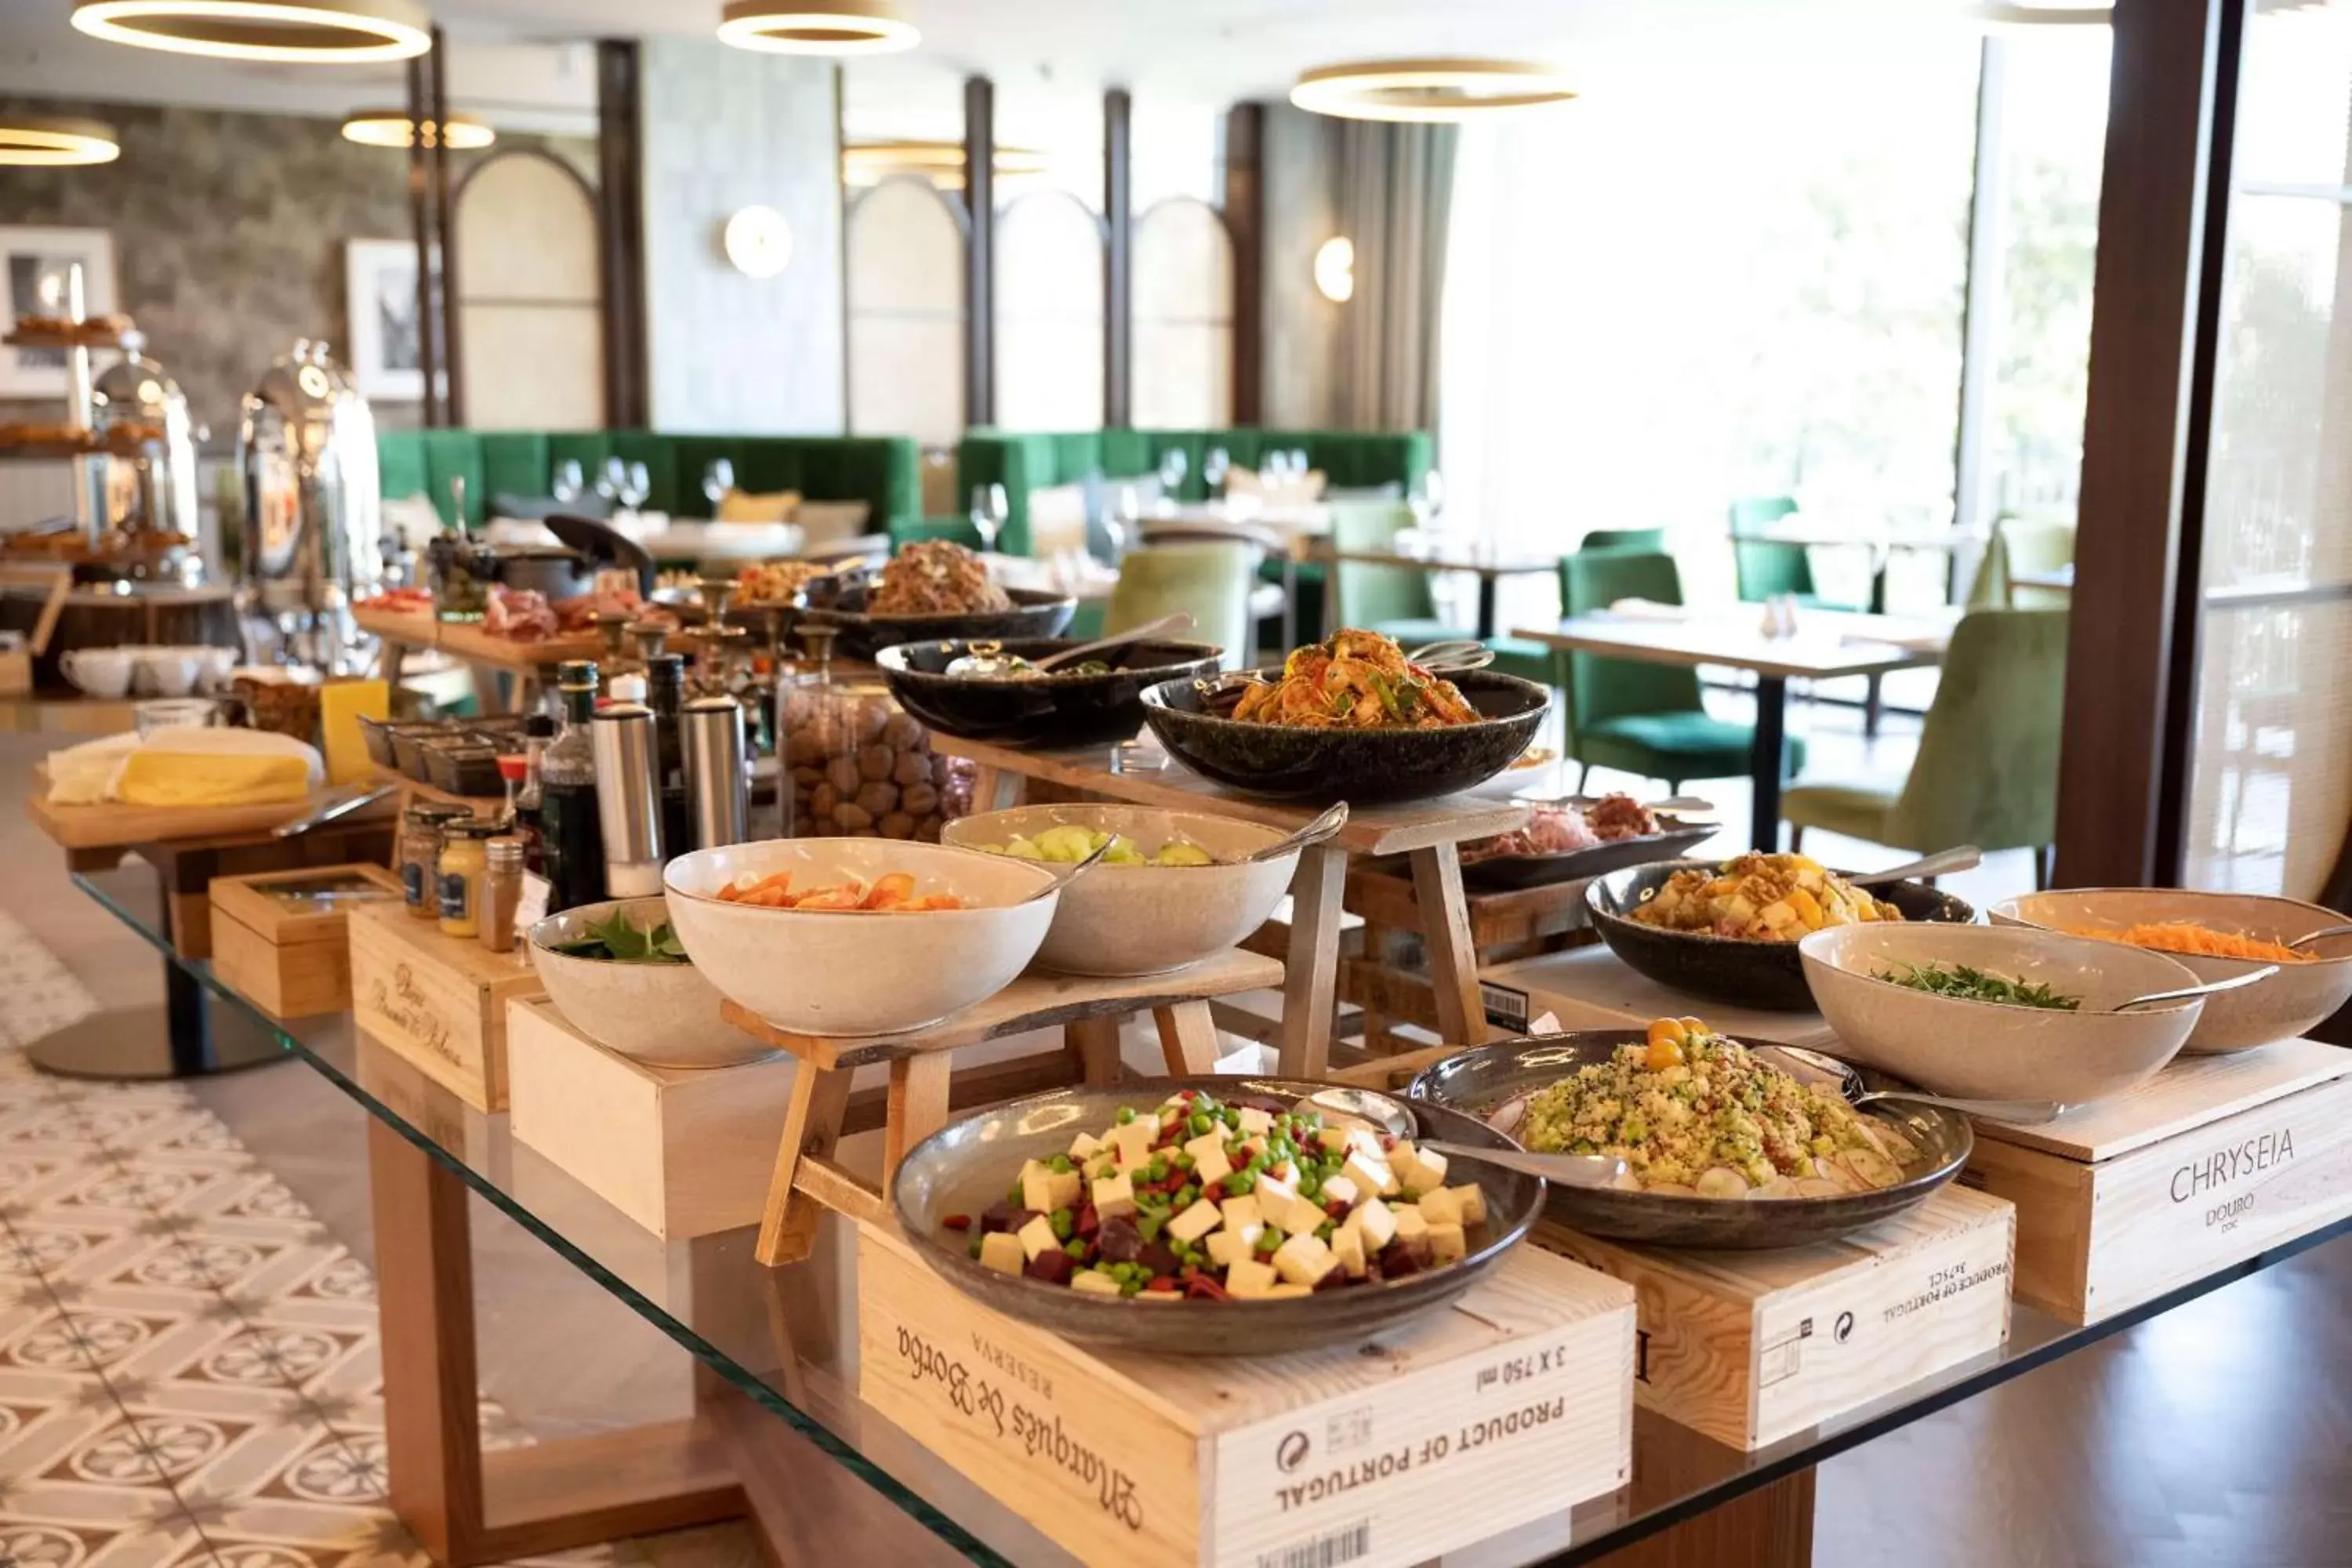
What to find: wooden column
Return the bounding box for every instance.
[1221,102,1265,426]
[2053,0,2241,887]
[430,24,464,427]
[596,40,650,430]
[405,53,441,429]
[1104,87,1134,428]
[964,74,996,427]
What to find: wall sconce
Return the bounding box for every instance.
[1313,236,1356,303]
[723,206,794,278]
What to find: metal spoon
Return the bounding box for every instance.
[946,612,1195,677]
[1850,1087,2071,1124]
[1417,1141,1633,1190]
[1403,639,1495,672]
[1242,801,1349,863]
[2290,921,2352,953]
[2111,965,2279,1011]
[1012,833,1115,901]
[1557,793,1717,816]
[1195,641,1493,705]
[1847,845,1983,886]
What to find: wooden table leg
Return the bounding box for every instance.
[1154,1000,1221,1074]
[1279,842,1348,1078]
[1357,919,1392,1054]
[1587,1466,1813,1568]
[756,1065,855,1266]
[882,1052,952,1200]
[1065,1016,1126,1084]
[368,1120,745,1563]
[1407,840,1493,1047]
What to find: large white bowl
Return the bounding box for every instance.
[527,895,775,1069]
[1990,887,2352,1054]
[663,838,1060,1036]
[943,804,1299,977]
[1799,922,2205,1105]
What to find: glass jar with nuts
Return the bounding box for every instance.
[778,629,972,840]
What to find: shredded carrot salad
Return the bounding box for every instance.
[2071,921,2309,964]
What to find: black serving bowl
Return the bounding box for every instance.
[876,637,1225,746]
[1137,668,1551,803]
[1584,858,1977,1011]
[792,583,1076,662]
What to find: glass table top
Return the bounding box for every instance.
[67,862,2352,1566]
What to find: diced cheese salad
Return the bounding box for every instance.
[946,1088,1490,1301]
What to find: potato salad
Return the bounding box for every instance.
[1628,853,1904,941]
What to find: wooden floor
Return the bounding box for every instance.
[6,717,2348,1568]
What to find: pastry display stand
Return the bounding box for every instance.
[928,731,1526,1078]
[719,948,1285,1265]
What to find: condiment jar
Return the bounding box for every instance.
[436,821,500,938]
[478,837,525,953]
[400,804,471,920]
[778,626,972,840]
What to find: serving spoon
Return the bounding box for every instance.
[1195,640,1495,705]
[1242,801,1350,863]
[1753,1044,2073,1124]
[1011,834,1115,901]
[1847,845,1983,886]
[2290,921,2352,953]
[2111,965,2279,1011]
[946,612,1196,677]
[1287,1087,1635,1191]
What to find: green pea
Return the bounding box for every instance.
[1050,1209,1074,1240]
[968,1238,984,1260]
[1049,1153,1073,1174]
[1138,1214,1165,1243]
[1226,1171,1256,1195]
[1299,1173,1321,1200]
[1316,1220,1336,1242]
[1256,1229,1283,1255]
[1147,1158,1169,1183]
[1117,1107,1137,1124]
[1175,1183,1200,1208]
[1064,1239,1087,1259]
[1005,1184,1024,1207]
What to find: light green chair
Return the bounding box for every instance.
[2006,519,2076,608]
[1327,500,1473,648]
[1781,607,2067,885]
[1558,550,1805,793]
[1105,543,1259,672]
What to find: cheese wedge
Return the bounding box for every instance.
[118,750,311,807]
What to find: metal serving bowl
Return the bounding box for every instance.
[1407,1031,1971,1248]
[891,1076,1543,1356]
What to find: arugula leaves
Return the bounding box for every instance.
[1876,961,2080,1011]
[555,909,690,964]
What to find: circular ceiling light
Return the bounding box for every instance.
[1290,58,1576,122]
[723,206,794,278]
[1313,237,1356,303]
[71,0,431,63]
[341,111,496,151]
[840,140,1048,188]
[0,117,122,166]
[717,0,918,55]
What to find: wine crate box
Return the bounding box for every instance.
[209,864,405,1019]
[348,899,544,1112]
[1962,1038,2352,1323]
[506,1000,799,1240]
[1479,946,1841,1048]
[858,1225,1635,1568]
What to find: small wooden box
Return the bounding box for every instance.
[858,1226,1636,1568]
[1963,1038,2352,1323]
[209,864,405,1019]
[1479,946,1842,1048]
[506,1000,799,1240]
[1534,1185,2016,1450]
[349,898,544,1112]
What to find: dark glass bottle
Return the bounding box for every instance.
[514,712,556,875]
[539,661,606,912]
[644,653,695,856]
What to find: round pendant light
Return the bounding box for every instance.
[1290,58,1576,122]
[841,140,1047,188]
[717,0,918,55]
[341,111,496,151]
[0,117,122,166]
[71,0,431,63]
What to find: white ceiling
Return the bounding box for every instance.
[0,0,1976,131]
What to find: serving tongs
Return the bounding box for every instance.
[945,612,1194,678]
[1192,637,1497,709]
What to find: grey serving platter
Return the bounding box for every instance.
[890,1076,1542,1356]
[1407,1030,1971,1248]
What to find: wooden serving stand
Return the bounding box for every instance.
[357,601,600,713]
[1344,857,1596,1051]
[721,948,1285,1265]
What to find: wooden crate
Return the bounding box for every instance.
[1534,1184,2015,1450]
[348,899,544,1112]
[857,1225,1635,1568]
[1963,1038,2352,1323]
[1343,860,1592,1052]
[209,863,405,1019]
[506,1000,799,1240]
[1479,945,1842,1047]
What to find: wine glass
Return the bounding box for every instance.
[970,483,1009,553]
[596,456,626,502]
[1410,467,1446,530]
[620,461,652,512]
[702,457,736,516]
[551,459,583,504]
[1204,446,1231,496]
[1105,485,1142,562]
[1157,447,1188,495]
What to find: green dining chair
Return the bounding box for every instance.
[1484,529,1670,688]
[1781,608,2067,884]
[1558,550,1804,793]
[1328,500,1474,647]
[2006,520,2076,609]
[1728,496,1816,604]
[1581,526,1668,552]
[1105,542,1259,672]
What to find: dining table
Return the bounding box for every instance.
[1512,606,1958,850]
[1753,516,1987,612]
[1325,534,1559,639]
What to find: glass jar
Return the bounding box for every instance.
[399,804,471,920]
[778,627,971,839]
[436,821,499,937]
[478,837,525,953]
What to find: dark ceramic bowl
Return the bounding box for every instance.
[876,637,1226,746]
[1407,1031,1969,1247]
[1584,858,1977,1011]
[792,583,1076,662]
[1136,668,1552,803]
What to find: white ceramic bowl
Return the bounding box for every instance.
[1990,887,2352,1054]
[527,895,775,1069]
[943,804,1300,976]
[663,838,1060,1036]
[1799,922,2205,1104]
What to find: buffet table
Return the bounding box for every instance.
[354,601,598,713]
[56,857,2352,1568]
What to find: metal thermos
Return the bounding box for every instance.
[590,702,665,897]
[680,695,749,849]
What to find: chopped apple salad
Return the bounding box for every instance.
[948,1089,1490,1300]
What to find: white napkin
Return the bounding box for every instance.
[1604,597,1689,622]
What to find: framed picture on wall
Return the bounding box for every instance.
[0,226,118,397]
[344,237,443,401]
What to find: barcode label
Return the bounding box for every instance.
[1256,1520,1370,1568]
[1481,982,1529,1031]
